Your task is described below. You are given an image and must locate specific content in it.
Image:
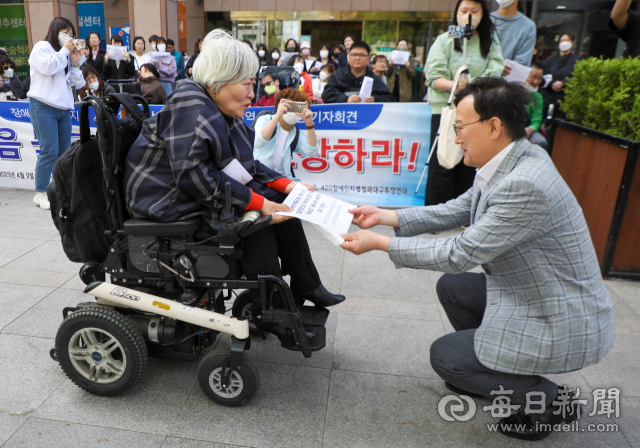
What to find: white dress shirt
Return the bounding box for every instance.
[28,41,86,110]
[475,140,516,195]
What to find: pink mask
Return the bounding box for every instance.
[301,49,310,56]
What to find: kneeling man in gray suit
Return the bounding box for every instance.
[340,77,615,440]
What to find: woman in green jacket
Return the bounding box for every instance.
[424,0,504,206]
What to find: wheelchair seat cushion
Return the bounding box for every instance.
[123,218,201,236]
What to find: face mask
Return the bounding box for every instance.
[319,50,329,59]
[263,84,276,95]
[523,82,538,93]
[293,63,304,74]
[559,41,573,52]
[58,32,71,47]
[258,50,265,57]
[398,45,407,51]
[3,68,13,78]
[151,43,157,51]
[88,81,100,92]
[272,52,280,60]
[157,44,166,52]
[496,0,515,7]
[282,112,302,125]
[301,48,310,56]
[457,14,482,29]
[286,46,296,52]
[319,71,328,81]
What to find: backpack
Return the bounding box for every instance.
[250,110,300,176]
[47,93,149,263]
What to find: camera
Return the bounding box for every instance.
[448,14,475,40]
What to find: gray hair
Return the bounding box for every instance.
[192,29,258,93]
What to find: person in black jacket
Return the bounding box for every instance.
[337,34,355,69]
[85,31,106,78]
[322,41,396,104]
[103,35,136,80]
[540,33,581,121]
[185,35,204,78]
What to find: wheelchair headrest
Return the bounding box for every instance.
[256,66,300,101]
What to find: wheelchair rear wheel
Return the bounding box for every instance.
[54,306,148,396]
[197,349,259,406]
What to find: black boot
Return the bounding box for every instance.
[444,382,483,398]
[304,285,345,307]
[498,387,583,441]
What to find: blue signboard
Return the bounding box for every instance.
[109,26,131,51]
[77,2,106,46]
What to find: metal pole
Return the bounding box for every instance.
[531,0,539,23]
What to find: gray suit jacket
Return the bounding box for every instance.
[388,138,615,375]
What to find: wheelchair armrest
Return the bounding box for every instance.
[123,218,201,237]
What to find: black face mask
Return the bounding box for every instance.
[286,46,296,52]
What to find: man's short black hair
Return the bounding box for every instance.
[531,62,543,71]
[261,70,275,80]
[453,77,528,141]
[349,41,370,55]
[166,38,175,47]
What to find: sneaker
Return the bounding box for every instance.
[33,192,50,210]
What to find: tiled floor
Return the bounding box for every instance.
[0,188,637,447]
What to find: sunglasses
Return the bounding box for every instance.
[2,66,12,71]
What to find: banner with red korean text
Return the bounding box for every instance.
[243,103,432,206]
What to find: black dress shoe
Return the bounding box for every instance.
[444,382,483,398]
[304,285,345,307]
[498,388,583,441]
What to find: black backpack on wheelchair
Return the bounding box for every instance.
[48,92,330,407]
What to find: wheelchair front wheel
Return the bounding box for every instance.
[197,349,259,406]
[54,306,147,396]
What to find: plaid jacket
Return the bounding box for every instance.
[388,138,615,375]
[124,80,283,236]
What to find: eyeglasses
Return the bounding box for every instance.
[349,53,369,59]
[2,66,11,71]
[263,80,273,87]
[453,119,483,136]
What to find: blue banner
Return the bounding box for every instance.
[0,101,431,206]
[78,3,106,46]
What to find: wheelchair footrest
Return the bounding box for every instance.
[299,306,330,327]
[279,325,326,352]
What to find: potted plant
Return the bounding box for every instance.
[552,56,640,280]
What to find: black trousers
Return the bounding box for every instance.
[430,273,558,407]
[425,113,477,206]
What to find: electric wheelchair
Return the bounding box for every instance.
[48,92,331,407]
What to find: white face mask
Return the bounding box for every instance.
[157,44,166,52]
[258,50,265,57]
[272,52,280,60]
[58,32,71,48]
[319,50,329,59]
[496,0,515,7]
[3,68,14,78]
[559,41,573,52]
[293,63,304,74]
[457,13,482,29]
[88,81,100,92]
[319,71,328,81]
[151,43,157,51]
[523,82,538,93]
[282,112,302,125]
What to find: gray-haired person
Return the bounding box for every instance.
[339,77,615,441]
[123,29,345,309]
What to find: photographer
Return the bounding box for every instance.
[28,17,86,210]
[253,89,318,178]
[424,0,504,206]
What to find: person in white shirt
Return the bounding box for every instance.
[312,64,334,99]
[28,17,85,210]
[130,36,150,74]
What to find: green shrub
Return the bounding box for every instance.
[561,56,640,141]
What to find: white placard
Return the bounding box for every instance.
[503,59,532,84]
[107,45,128,61]
[281,51,297,66]
[275,183,356,246]
[150,51,173,63]
[358,76,374,102]
[390,50,410,65]
[222,159,253,185]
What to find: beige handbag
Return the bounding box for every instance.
[437,65,469,169]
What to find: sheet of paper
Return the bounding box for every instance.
[107,45,128,61]
[222,159,253,185]
[358,76,374,102]
[150,51,173,63]
[390,50,410,65]
[503,59,532,84]
[281,51,297,66]
[275,183,356,246]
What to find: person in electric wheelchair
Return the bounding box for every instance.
[123,29,344,312]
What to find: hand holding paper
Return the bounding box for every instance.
[107,45,128,61]
[358,76,374,103]
[502,59,532,84]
